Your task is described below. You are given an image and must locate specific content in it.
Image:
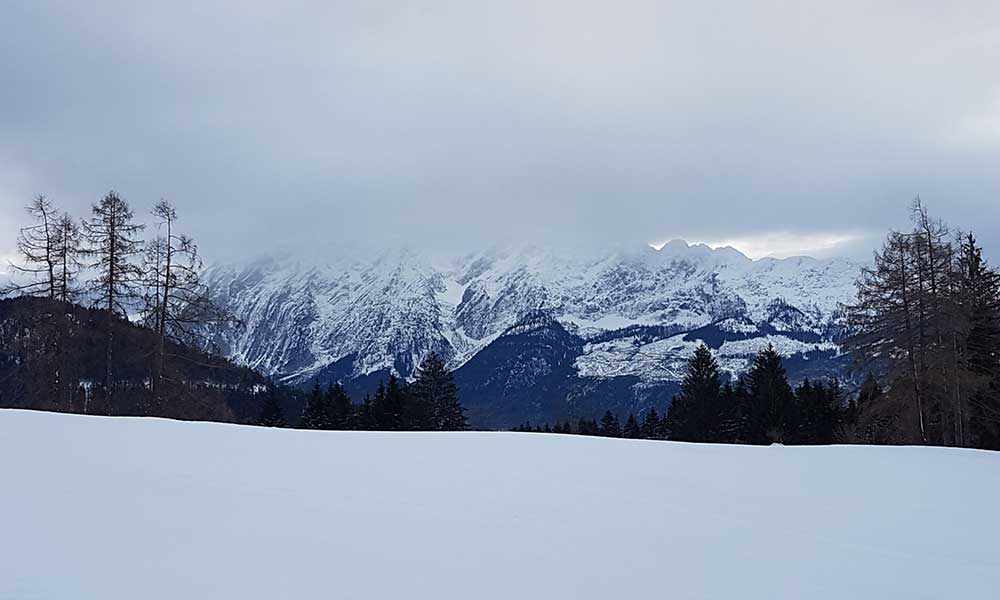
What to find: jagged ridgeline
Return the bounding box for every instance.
[200,242,859,428]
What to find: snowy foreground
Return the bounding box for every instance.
[2,410,999,599]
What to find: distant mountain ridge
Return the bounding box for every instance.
[201,241,861,427]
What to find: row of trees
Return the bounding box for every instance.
[515,344,852,444]
[258,353,468,431]
[4,192,226,409]
[844,200,1000,448]
[518,201,1000,451]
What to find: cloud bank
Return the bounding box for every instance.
[2,1,999,262]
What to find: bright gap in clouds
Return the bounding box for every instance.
[653,231,868,260]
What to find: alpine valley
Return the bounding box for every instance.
[201,241,861,429]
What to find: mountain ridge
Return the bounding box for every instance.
[200,240,860,426]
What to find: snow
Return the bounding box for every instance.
[202,241,862,385]
[3,409,998,599]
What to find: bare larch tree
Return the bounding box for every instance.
[82,191,145,405]
[142,199,228,397]
[5,195,60,298]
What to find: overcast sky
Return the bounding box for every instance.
[2,1,999,262]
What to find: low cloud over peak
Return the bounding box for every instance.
[1,1,999,262]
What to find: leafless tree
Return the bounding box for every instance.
[845,199,1000,446]
[142,200,229,396]
[82,191,145,405]
[4,195,60,298]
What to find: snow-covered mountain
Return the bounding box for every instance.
[202,241,861,426]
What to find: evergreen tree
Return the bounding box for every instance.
[717,382,742,443]
[846,373,882,426]
[300,381,329,429]
[792,379,841,444]
[257,389,287,428]
[372,376,407,430]
[623,413,641,438]
[665,344,722,442]
[576,418,599,436]
[356,394,377,430]
[599,410,621,437]
[410,353,467,431]
[327,383,354,429]
[957,234,1000,449]
[640,408,661,439]
[742,345,795,444]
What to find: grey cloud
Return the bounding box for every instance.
[1,1,999,262]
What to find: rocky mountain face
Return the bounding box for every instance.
[201,241,861,428]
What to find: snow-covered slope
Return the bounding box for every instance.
[202,241,859,388]
[3,409,997,599]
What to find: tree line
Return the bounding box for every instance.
[257,353,468,431]
[515,344,853,445]
[516,199,1000,451]
[843,199,1000,449]
[3,192,229,412]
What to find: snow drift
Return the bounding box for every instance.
[2,409,997,599]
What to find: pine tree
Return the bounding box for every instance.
[623,413,641,438]
[791,379,841,444]
[665,344,723,442]
[300,381,329,429]
[356,395,377,430]
[599,410,621,437]
[846,373,882,426]
[257,389,287,428]
[410,353,466,431]
[742,345,795,444]
[640,408,661,439]
[372,376,407,430]
[327,383,354,429]
[958,234,1000,448]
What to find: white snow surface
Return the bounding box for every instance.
[202,241,860,383]
[3,409,998,599]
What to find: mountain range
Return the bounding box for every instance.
[201,241,861,428]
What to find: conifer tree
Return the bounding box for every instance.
[53,214,82,303]
[356,395,377,430]
[623,413,641,438]
[576,418,598,436]
[599,410,621,437]
[4,196,81,301]
[640,408,661,439]
[410,353,466,430]
[300,381,329,429]
[327,383,354,429]
[5,195,59,298]
[257,389,287,428]
[82,191,145,406]
[372,376,408,430]
[665,344,723,442]
[742,345,795,444]
[958,234,1000,448]
[791,379,841,444]
[141,200,229,396]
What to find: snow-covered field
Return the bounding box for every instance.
[2,409,998,599]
